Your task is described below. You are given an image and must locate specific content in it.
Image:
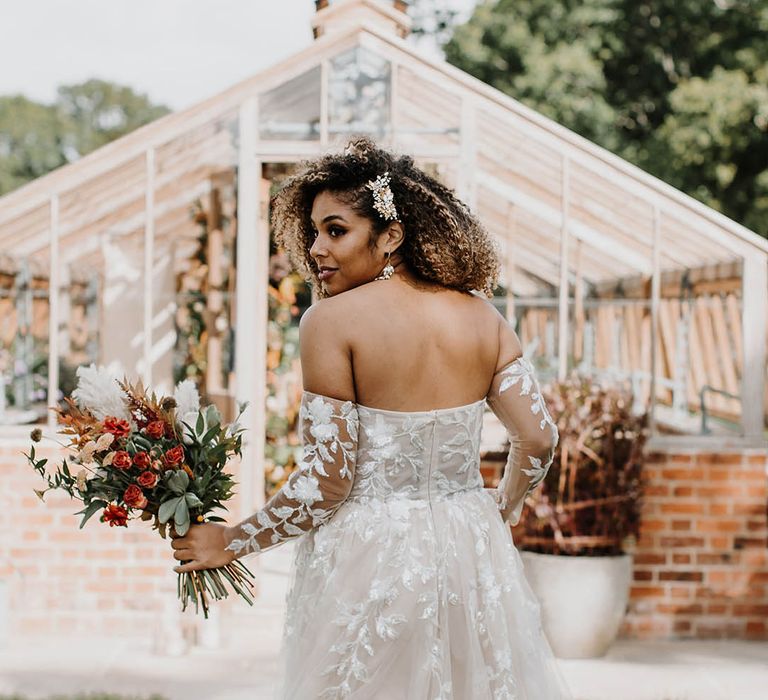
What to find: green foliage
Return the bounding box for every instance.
[442,0,768,237]
[0,79,170,196]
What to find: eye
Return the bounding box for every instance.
[328,226,345,238]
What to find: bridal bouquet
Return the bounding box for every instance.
[24,365,255,618]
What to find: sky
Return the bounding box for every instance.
[0,0,478,111]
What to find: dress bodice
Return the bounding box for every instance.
[348,399,486,502]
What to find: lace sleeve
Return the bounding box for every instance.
[485,357,558,526]
[223,390,359,557]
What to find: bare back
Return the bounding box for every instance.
[333,280,509,411]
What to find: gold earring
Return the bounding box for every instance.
[374,251,394,281]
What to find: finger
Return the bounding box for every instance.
[173,549,194,561]
[170,538,187,550]
[174,560,202,574]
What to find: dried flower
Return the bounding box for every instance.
[30,428,43,443]
[72,364,131,421]
[94,433,114,452]
[161,397,177,410]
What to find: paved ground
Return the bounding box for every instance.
[1,544,766,700]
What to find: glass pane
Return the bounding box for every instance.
[259,66,321,141]
[329,47,390,137]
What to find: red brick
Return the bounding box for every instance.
[695,519,741,533]
[661,468,704,480]
[660,570,703,582]
[660,503,706,515]
[733,604,768,616]
[671,519,692,531]
[672,486,693,497]
[634,570,653,581]
[635,553,666,565]
[672,553,691,564]
[630,586,665,598]
[660,536,705,548]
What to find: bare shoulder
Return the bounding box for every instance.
[473,295,523,370]
[299,297,355,400]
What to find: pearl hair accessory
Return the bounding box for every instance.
[366,172,399,221]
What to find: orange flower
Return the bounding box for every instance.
[133,451,151,469]
[102,504,128,527]
[103,417,131,439]
[112,450,132,470]
[163,444,184,466]
[137,470,158,489]
[123,484,148,509]
[145,421,166,440]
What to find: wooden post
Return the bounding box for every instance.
[741,253,767,436]
[47,194,60,430]
[234,97,268,519]
[143,147,155,386]
[649,204,660,433]
[557,155,570,381]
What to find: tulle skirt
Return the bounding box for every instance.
[275,488,572,699]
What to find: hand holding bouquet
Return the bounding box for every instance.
[25,365,255,618]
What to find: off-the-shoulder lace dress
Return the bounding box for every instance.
[224,356,571,699]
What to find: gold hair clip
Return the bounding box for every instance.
[366,172,399,221]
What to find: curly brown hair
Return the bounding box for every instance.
[271,137,501,299]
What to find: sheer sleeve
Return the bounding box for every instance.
[223,390,359,558]
[485,356,558,526]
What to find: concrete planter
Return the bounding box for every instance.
[521,551,633,658]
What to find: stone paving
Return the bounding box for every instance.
[1,544,766,700]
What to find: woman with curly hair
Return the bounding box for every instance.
[171,137,571,699]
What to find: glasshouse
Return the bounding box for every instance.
[1,0,766,646]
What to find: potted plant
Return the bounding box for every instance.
[515,372,648,658]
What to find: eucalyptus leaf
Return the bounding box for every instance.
[75,499,108,529]
[185,492,204,508]
[166,469,189,495]
[175,497,190,525]
[159,496,181,524]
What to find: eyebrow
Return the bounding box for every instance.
[311,214,348,227]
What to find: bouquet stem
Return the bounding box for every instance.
[177,559,256,618]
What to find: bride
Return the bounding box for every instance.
[170,137,572,699]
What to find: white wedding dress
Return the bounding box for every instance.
[224,357,571,699]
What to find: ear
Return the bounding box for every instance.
[383,221,405,252]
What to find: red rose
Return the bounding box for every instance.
[112,450,133,469]
[103,416,131,439]
[102,503,128,527]
[123,484,148,509]
[145,421,166,440]
[163,445,185,466]
[133,451,151,469]
[137,470,158,489]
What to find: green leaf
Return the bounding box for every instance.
[76,499,108,529]
[165,469,189,495]
[195,411,204,435]
[204,404,221,428]
[174,498,190,525]
[159,496,181,524]
[175,519,190,536]
[184,492,204,508]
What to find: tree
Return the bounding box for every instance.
[441,0,768,237]
[0,80,170,196]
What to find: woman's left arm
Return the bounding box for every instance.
[171,300,357,572]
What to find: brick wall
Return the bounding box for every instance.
[483,448,768,641]
[0,441,250,639]
[623,449,768,640]
[3,440,767,641]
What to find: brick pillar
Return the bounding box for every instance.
[624,450,768,640]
